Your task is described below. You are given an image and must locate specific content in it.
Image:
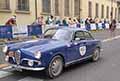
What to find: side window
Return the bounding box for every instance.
[74,31,85,41]
[84,32,93,40]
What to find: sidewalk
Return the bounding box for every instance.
[0,64,9,69]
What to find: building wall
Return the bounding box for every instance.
[0,0,119,25]
[118,2,120,22]
[81,0,118,20]
[119,8,120,22]
[0,0,36,25]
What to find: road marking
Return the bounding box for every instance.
[102,35,120,42]
[18,77,44,81]
[0,71,13,78]
[0,66,14,79]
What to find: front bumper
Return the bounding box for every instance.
[12,65,45,71]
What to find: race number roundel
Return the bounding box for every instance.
[79,46,86,56]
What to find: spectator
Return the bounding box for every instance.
[76,18,81,28]
[54,17,61,26]
[94,18,99,24]
[32,16,45,26]
[85,18,90,30]
[46,16,50,24]
[89,18,95,23]
[5,15,17,26]
[77,16,81,23]
[47,15,54,25]
[85,18,90,25]
[62,18,68,26]
[104,19,107,24]
[68,18,73,27]
[73,19,78,27]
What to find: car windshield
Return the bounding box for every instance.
[44,28,57,38]
[44,28,73,41]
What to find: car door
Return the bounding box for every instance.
[73,31,88,58]
[66,31,85,62]
[82,31,96,57]
[66,42,80,62]
[66,31,95,62]
[73,31,95,59]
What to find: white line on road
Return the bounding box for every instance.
[0,71,13,79]
[18,77,44,81]
[102,35,120,42]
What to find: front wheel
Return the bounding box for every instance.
[92,48,100,62]
[46,55,63,78]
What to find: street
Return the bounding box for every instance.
[0,30,120,81]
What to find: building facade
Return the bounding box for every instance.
[117,1,120,22]
[0,0,119,25]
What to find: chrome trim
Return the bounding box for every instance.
[21,58,41,64]
[14,51,21,64]
[65,55,93,66]
[12,65,45,71]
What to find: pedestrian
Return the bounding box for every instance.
[5,15,17,26]
[109,19,117,37]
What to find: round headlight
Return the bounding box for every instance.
[28,60,34,66]
[3,46,8,53]
[34,51,41,59]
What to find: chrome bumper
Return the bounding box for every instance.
[12,65,45,71]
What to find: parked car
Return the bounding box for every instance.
[3,27,102,78]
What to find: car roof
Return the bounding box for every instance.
[46,26,88,32]
[61,27,88,32]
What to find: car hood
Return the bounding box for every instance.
[8,39,68,53]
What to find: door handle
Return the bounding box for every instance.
[74,42,78,45]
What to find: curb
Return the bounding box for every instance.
[0,64,9,69]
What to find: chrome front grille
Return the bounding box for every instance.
[14,50,21,64]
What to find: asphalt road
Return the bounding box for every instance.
[0,29,120,81]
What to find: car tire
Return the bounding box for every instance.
[92,48,100,62]
[46,55,63,78]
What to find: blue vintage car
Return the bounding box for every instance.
[3,27,102,78]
